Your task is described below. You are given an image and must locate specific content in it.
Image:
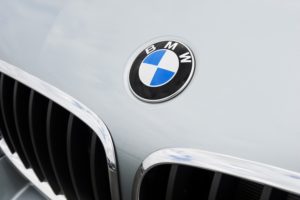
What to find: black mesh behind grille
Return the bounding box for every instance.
[0,73,112,200]
[139,164,300,200]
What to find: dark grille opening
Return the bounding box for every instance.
[29,91,61,193]
[0,146,3,157]
[67,114,94,200]
[140,165,171,200]
[0,74,30,167]
[13,82,45,181]
[0,73,112,200]
[46,101,77,199]
[90,134,112,200]
[139,164,300,200]
[235,179,263,200]
[286,194,300,200]
[0,74,14,152]
[168,165,214,200]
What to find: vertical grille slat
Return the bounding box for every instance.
[67,114,94,200]
[46,101,77,200]
[165,165,178,200]
[90,134,112,200]
[13,82,45,181]
[13,82,30,162]
[260,186,272,200]
[208,172,223,200]
[29,92,61,194]
[0,74,15,152]
[0,75,30,167]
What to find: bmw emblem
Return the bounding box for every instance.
[128,40,195,103]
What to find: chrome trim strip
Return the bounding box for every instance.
[133,148,300,199]
[0,60,120,200]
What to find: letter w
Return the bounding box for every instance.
[179,52,192,63]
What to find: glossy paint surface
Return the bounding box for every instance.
[0,0,300,199]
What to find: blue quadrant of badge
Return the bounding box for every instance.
[150,68,175,86]
[141,50,177,87]
[143,50,166,65]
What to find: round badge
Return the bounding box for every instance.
[129,40,195,103]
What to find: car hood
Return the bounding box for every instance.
[0,0,300,199]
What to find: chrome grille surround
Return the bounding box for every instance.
[133,148,300,200]
[0,59,120,200]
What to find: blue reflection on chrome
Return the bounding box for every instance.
[169,154,192,162]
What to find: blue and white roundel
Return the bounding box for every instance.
[129,40,195,102]
[139,49,179,87]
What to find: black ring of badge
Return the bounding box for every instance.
[129,40,195,102]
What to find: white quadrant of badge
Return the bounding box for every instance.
[139,49,179,87]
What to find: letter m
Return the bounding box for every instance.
[164,41,178,50]
[179,52,192,63]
